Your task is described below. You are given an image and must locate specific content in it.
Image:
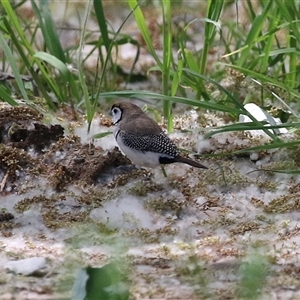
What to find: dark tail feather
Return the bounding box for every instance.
[175,155,208,169]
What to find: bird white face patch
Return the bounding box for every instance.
[110,106,122,125]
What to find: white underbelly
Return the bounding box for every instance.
[115,128,170,168]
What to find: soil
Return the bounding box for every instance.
[1,103,300,300]
[0,103,132,193]
[0,103,136,299]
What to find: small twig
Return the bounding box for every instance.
[0,171,9,192]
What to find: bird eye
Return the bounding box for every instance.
[113,108,119,114]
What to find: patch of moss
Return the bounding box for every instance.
[202,163,255,188]
[278,225,300,239]
[289,183,300,194]
[263,194,300,213]
[219,214,236,226]
[0,104,42,122]
[42,209,88,229]
[124,226,178,244]
[77,187,115,207]
[201,236,221,246]
[95,222,118,235]
[251,239,268,248]
[128,180,163,197]
[0,222,15,230]
[230,221,260,235]
[257,180,277,191]
[167,175,199,202]
[48,164,70,191]
[43,135,81,157]
[174,255,211,298]
[255,215,273,224]
[0,144,35,178]
[14,195,52,213]
[108,168,151,188]
[225,172,254,187]
[288,146,300,167]
[259,161,296,176]
[0,271,9,284]
[145,195,184,215]
[250,197,264,208]
[283,264,300,280]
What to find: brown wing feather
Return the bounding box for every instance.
[120,114,162,135]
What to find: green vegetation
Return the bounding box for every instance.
[1,1,299,117]
[71,263,129,300]
[236,255,269,299]
[1,1,299,142]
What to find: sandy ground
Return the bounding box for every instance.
[1,102,300,299]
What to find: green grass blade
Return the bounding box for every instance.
[78,0,94,131]
[200,0,224,75]
[33,51,81,103]
[93,2,142,115]
[274,0,300,41]
[200,140,300,159]
[204,122,299,139]
[93,0,111,52]
[171,51,183,97]
[162,0,172,132]
[0,84,19,105]
[30,0,66,62]
[1,0,33,53]
[233,140,300,154]
[0,31,28,100]
[30,0,81,103]
[99,90,243,115]
[182,68,280,141]
[237,1,273,66]
[92,132,113,139]
[128,0,162,68]
[221,63,300,101]
[1,1,57,109]
[33,52,70,78]
[197,0,223,99]
[260,12,279,72]
[258,169,300,175]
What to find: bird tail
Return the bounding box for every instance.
[175,155,208,169]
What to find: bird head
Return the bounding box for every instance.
[110,102,144,125]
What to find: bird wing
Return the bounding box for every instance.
[119,131,179,156]
[120,114,161,135]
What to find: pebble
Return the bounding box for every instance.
[5,257,47,276]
